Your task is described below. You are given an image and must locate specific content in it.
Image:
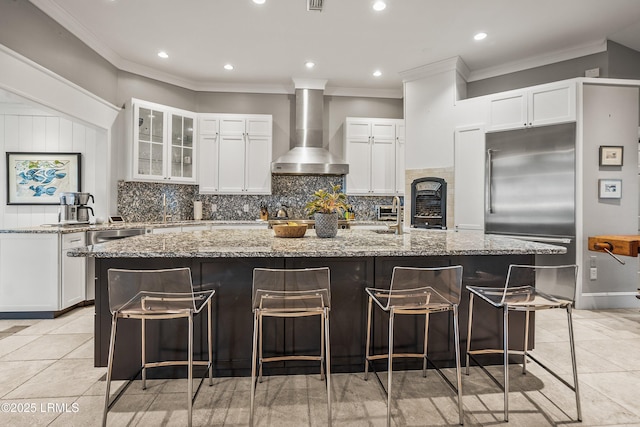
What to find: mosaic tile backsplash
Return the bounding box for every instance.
[117,176,400,222]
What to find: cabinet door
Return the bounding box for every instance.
[454,125,485,231]
[346,120,372,139]
[220,117,246,136]
[199,133,219,193]
[371,121,396,140]
[0,234,58,311]
[395,121,405,194]
[199,115,220,135]
[218,134,246,193]
[529,82,576,127]
[61,233,86,309]
[371,137,396,194]
[134,105,166,180]
[345,138,371,194]
[245,135,272,194]
[168,113,196,183]
[246,116,272,136]
[487,92,527,131]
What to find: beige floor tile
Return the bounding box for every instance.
[49,315,94,335]
[0,360,55,398]
[0,397,72,426]
[63,339,94,359]
[5,359,105,399]
[0,334,40,358]
[48,395,102,427]
[1,333,92,361]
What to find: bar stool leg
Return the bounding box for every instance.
[324,309,332,427]
[208,300,213,386]
[465,293,474,375]
[258,314,264,383]
[141,317,146,390]
[567,305,582,421]
[364,296,373,381]
[320,311,326,381]
[422,313,430,377]
[522,310,530,374]
[188,313,194,427]
[453,305,464,425]
[250,311,259,427]
[102,315,118,427]
[503,305,509,422]
[387,310,395,427]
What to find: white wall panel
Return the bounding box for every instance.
[19,116,33,151]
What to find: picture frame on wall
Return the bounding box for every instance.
[598,178,622,199]
[6,152,81,205]
[599,145,623,166]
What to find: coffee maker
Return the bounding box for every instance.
[59,192,94,224]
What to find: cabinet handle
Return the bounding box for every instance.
[69,238,82,243]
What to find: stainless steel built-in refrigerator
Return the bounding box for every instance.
[485,122,576,265]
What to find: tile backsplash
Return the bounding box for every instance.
[117,176,398,222]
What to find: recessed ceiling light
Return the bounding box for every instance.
[224,64,234,70]
[474,32,487,41]
[373,70,382,77]
[373,1,386,11]
[252,0,266,4]
[305,61,315,69]
[157,51,169,59]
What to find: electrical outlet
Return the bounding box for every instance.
[590,267,597,280]
[243,204,249,213]
[211,204,217,213]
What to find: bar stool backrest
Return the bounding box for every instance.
[252,267,331,312]
[504,264,578,304]
[107,267,197,314]
[388,265,463,310]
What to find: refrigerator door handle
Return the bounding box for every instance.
[486,149,495,214]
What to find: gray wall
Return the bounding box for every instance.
[467,51,609,98]
[0,0,119,105]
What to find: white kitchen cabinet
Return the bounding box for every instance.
[130,99,197,184]
[198,115,220,193]
[453,125,485,231]
[0,232,85,313]
[216,114,272,194]
[395,122,405,194]
[487,81,576,131]
[345,117,403,195]
[61,232,86,309]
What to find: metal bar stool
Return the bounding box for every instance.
[364,265,464,426]
[250,267,332,426]
[102,267,215,427]
[465,264,581,422]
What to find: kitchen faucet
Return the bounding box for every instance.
[388,196,403,235]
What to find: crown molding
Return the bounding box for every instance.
[467,39,608,82]
[400,57,467,83]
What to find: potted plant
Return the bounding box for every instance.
[305,184,350,238]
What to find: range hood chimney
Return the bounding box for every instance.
[271,79,349,175]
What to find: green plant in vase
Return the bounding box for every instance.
[305,184,350,238]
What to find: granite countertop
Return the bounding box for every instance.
[0,220,269,234]
[67,228,566,258]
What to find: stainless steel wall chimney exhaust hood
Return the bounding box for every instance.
[271,79,349,175]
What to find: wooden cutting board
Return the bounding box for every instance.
[588,235,640,257]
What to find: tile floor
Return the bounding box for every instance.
[1,305,639,426]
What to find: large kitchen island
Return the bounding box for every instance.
[69,228,565,379]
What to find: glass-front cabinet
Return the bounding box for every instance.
[131,99,197,184]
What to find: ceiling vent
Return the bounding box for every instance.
[307,0,323,11]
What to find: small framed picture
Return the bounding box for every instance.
[598,179,622,199]
[599,145,623,166]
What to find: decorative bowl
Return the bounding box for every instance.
[272,223,307,238]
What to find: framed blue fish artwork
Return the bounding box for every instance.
[6,152,81,205]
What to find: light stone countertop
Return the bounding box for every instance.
[66,228,566,258]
